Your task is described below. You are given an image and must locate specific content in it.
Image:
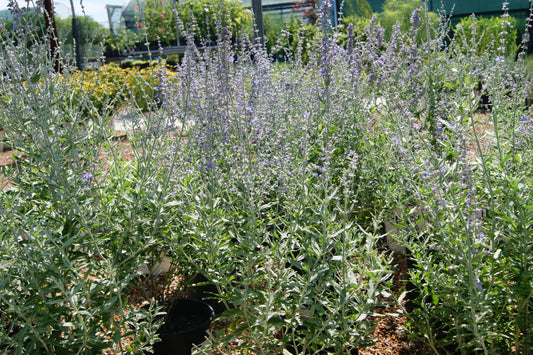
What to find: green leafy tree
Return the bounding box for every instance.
[176,0,253,44]
[55,15,109,45]
[0,7,47,47]
[135,0,176,45]
[378,0,438,41]
[342,0,373,19]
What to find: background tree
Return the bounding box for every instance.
[135,0,176,45]
[342,0,373,19]
[175,0,253,45]
[378,0,438,41]
[0,7,47,47]
[55,15,109,46]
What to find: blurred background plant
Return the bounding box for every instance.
[55,15,109,52]
[378,0,439,42]
[453,14,519,57]
[264,14,318,62]
[134,0,176,45]
[103,26,139,56]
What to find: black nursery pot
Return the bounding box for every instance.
[153,299,215,355]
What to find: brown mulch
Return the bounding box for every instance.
[359,253,430,355]
[0,146,23,190]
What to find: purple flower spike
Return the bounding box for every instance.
[82,173,94,187]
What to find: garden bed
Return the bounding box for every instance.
[0,130,427,354]
[1,4,532,353]
[111,254,431,354]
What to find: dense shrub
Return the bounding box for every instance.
[124,0,252,48]
[453,14,519,57]
[134,0,176,45]
[1,1,532,354]
[175,0,253,44]
[42,63,179,117]
[378,0,439,42]
[103,26,139,56]
[341,0,373,18]
[264,15,319,63]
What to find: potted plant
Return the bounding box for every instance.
[149,298,215,355]
[109,152,215,354]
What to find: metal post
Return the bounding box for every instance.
[69,0,83,70]
[106,5,115,37]
[106,6,124,39]
[174,0,180,46]
[332,0,337,27]
[251,0,264,45]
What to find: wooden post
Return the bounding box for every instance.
[43,0,61,72]
[175,0,180,46]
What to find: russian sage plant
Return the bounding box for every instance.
[381,6,533,354]
[155,3,394,353]
[1,0,531,353]
[0,2,166,353]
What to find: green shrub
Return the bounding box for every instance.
[135,0,176,45]
[378,0,439,42]
[264,15,319,63]
[453,15,518,57]
[176,0,253,44]
[341,0,373,19]
[119,59,154,69]
[263,12,286,57]
[165,54,180,67]
[104,26,140,55]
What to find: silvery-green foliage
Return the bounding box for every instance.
[149,2,394,353]
[0,1,163,353]
[1,0,532,353]
[377,6,533,354]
